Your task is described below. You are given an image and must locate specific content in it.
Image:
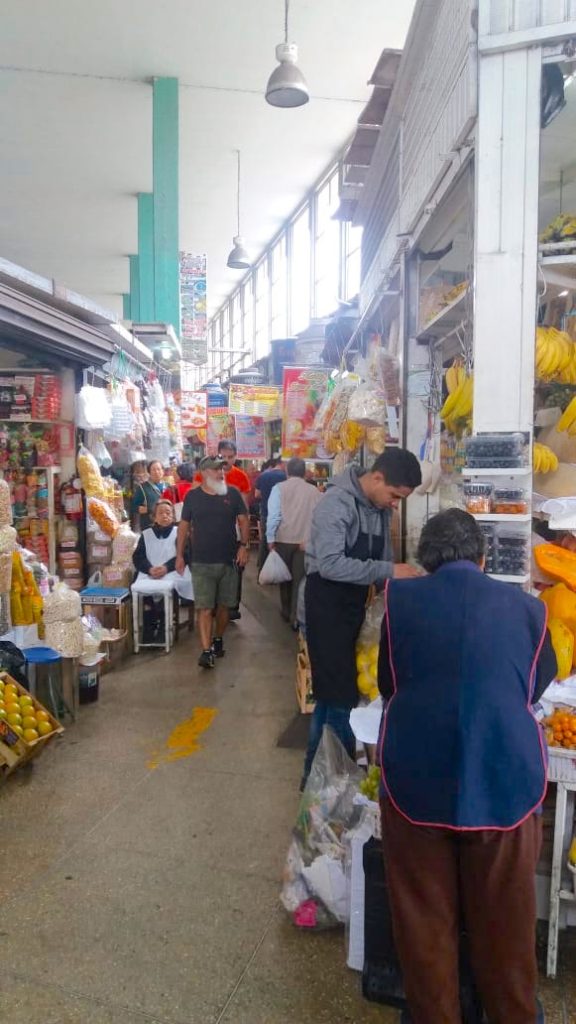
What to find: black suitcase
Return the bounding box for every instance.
[362,837,484,1023]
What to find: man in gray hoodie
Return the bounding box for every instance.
[301,448,422,787]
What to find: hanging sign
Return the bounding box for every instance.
[228,384,282,420]
[206,408,235,456]
[180,391,208,431]
[281,367,330,460]
[180,253,208,365]
[234,415,266,459]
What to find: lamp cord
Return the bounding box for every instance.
[284,0,289,43]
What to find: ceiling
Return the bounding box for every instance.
[0,1,415,322]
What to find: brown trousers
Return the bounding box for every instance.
[380,798,542,1024]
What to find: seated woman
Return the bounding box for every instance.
[132,500,193,641]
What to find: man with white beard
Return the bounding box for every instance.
[176,456,250,668]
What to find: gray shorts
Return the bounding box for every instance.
[191,562,238,609]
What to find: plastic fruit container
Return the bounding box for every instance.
[463,483,493,514]
[492,489,528,514]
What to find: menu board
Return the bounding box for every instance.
[206,408,235,456]
[180,391,208,431]
[228,384,282,421]
[281,367,330,460]
[234,415,266,459]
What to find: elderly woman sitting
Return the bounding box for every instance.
[132,500,193,643]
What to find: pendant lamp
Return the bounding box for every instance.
[227,150,251,270]
[265,0,309,108]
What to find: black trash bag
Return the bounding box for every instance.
[0,641,29,687]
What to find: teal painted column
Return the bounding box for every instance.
[153,77,180,333]
[138,192,155,321]
[129,255,141,322]
[122,293,131,320]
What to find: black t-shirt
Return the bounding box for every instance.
[181,486,246,564]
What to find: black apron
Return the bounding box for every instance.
[305,525,385,708]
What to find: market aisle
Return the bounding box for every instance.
[0,570,394,1024]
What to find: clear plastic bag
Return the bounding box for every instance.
[0,479,12,526]
[280,728,365,929]
[112,524,139,564]
[347,384,387,427]
[77,444,105,498]
[43,581,82,624]
[258,550,292,585]
[355,594,385,701]
[87,497,119,537]
[76,385,112,431]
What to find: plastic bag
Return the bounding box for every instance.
[355,594,385,701]
[77,444,105,498]
[347,383,386,427]
[280,727,365,929]
[76,386,112,430]
[112,524,139,564]
[0,478,12,526]
[258,549,292,585]
[45,619,84,658]
[87,497,119,537]
[43,582,82,624]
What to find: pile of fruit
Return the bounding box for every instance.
[543,708,576,750]
[0,677,54,742]
[359,764,381,801]
[535,326,576,384]
[355,642,380,702]
[540,213,576,244]
[440,360,473,437]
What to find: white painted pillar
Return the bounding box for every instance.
[473,44,542,432]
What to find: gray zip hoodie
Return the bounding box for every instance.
[305,466,393,585]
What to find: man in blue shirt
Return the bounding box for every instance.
[255,458,286,569]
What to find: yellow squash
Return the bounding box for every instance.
[549,617,574,680]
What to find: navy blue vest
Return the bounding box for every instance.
[380,563,548,829]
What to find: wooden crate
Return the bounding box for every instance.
[296,636,315,715]
[0,672,64,778]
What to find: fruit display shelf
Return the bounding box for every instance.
[486,573,530,585]
[0,671,63,777]
[415,288,468,341]
[462,467,531,478]
[472,512,531,523]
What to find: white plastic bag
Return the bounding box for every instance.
[258,549,292,585]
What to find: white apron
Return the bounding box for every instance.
[132,526,194,601]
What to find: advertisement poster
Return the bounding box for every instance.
[180,252,207,366]
[228,384,282,421]
[180,391,207,431]
[281,367,330,459]
[234,415,266,459]
[206,408,235,456]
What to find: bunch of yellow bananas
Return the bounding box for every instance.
[536,326,576,382]
[533,443,559,473]
[556,396,576,436]
[540,213,576,243]
[440,361,473,435]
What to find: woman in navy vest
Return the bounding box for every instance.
[378,509,556,1024]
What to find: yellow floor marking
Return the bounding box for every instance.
[148,707,218,769]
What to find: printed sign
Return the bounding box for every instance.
[281,367,330,460]
[234,415,266,459]
[206,408,235,456]
[180,391,208,431]
[228,384,282,421]
[180,253,208,365]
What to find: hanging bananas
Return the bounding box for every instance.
[536,326,576,383]
[440,361,473,435]
[533,443,559,474]
[556,396,576,435]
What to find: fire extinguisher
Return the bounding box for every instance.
[61,479,83,520]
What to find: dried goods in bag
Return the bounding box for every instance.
[77,444,105,498]
[43,583,82,624]
[0,479,12,526]
[87,497,119,538]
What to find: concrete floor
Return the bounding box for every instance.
[0,570,575,1024]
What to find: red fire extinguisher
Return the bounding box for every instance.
[61,479,83,520]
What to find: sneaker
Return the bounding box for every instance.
[212,637,225,658]
[198,649,215,669]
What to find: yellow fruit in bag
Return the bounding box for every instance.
[357,671,374,695]
[549,617,574,680]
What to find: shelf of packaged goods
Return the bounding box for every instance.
[415,289,468,341]
[0,419,67,425]
[472,513,531,523]
[462,467,531,478]
[487,573,530,584]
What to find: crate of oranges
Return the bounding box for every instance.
[0,671,63,777]
[543,707,576,783]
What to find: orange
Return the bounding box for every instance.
[22,716,37,731]
[23,728,38,743]
[35,710,50,723]
[12,724,23,737]
[6,712,22,727]
[37,720,52,737]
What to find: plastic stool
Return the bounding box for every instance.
[131,586,175,654]
[22,646,73,722]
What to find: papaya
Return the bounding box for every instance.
[549,617,574,680]
[534,543,576,591]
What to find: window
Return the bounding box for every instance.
[230,293,242,352]
[242,278,255,357]
[270,236,288,340]
[313,171,341,318]
[289,207,311,335]
[344,223,363,301]
[254,260,270,360]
